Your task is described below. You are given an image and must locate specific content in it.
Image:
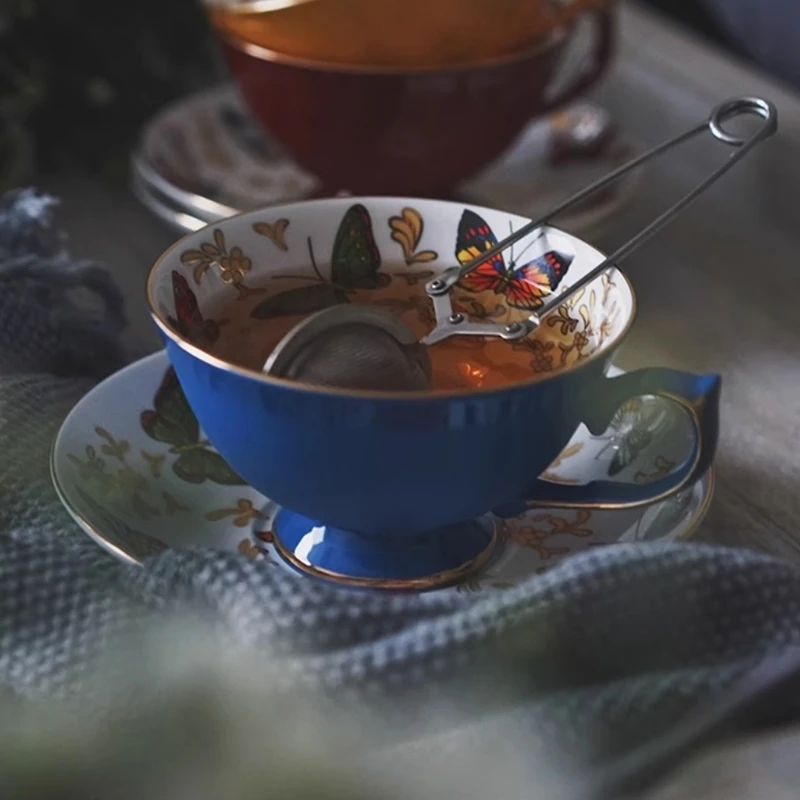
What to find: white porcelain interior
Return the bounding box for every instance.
[148,197,635,384]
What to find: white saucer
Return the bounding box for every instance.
[52,351,713,593]
[132,85,643,235]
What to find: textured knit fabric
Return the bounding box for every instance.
[2,188,800,764]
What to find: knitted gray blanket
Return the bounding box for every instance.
[2,188,800,769]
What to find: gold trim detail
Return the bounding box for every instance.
[53,433,715,578]
[50,444,145,567]
[145,198,639,401]
[271,522,500,591]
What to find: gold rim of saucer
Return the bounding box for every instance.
[271,520,501,591]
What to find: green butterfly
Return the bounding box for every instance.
[252,204,389,319]
[140,367,245,486]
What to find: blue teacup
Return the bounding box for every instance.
[146,198,719,590]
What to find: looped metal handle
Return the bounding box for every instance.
[709,96,777,145]
[423,96,778,345]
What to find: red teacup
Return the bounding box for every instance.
[216,6,616,197]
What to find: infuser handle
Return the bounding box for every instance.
[424,96,778,340]
[533,97,778,323]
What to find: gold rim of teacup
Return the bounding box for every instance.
[145,198,638,402]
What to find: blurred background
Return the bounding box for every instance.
[1,3,799,798]
[0,0,795,191]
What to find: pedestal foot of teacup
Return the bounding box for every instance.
[271,509,500,591]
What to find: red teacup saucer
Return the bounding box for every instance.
[131,85,643,235]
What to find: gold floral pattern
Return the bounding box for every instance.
[389,207,438,265]
[68,426,191,522]
[205,499,262,527]
[513,337,555,372]
[179,229,264,300]
[252,219,290,251]
[453,297,506,321]
[141,450,166,478]
[237,538,268,561]
[537,278,622,372]
[506,510,593,559]
[547,305,579,337]
[549,442,584,470]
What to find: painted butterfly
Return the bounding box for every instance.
[251,203,389,319]
[330,203,389,291]
[141,367,245,486]
[168,271,226,348]
[596,399,672,477]
[455,210,574,311]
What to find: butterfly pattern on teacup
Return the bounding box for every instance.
[250,203,390,319]
[168,272,227,349]
[168,203,620,378]
[454,210,574,311]
[141,367,246,486]
[252,218,290,251]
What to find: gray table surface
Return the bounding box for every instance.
[39,2,800,566]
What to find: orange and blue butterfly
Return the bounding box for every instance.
[455,210,574,311]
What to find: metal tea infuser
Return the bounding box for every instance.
[263,96,777,391]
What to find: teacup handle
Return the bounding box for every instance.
[540,7,616,113]
[493,368,720,516]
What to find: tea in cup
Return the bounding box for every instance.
[203,0,617,196]
[147,198,719,589]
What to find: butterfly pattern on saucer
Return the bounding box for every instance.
[73,485,169,559]
[595,398,675,477]
[141,367,246,486]
[455,210,574,310]
[53,350,711,586]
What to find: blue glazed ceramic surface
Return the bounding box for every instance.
[147,197,719,588]
[52,350,714,591]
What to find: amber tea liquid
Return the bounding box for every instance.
[206,273,586,391]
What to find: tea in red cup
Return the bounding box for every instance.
[206,0,617,196]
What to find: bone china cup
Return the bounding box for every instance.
[146,197,719,590]
[211,5,616,196]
